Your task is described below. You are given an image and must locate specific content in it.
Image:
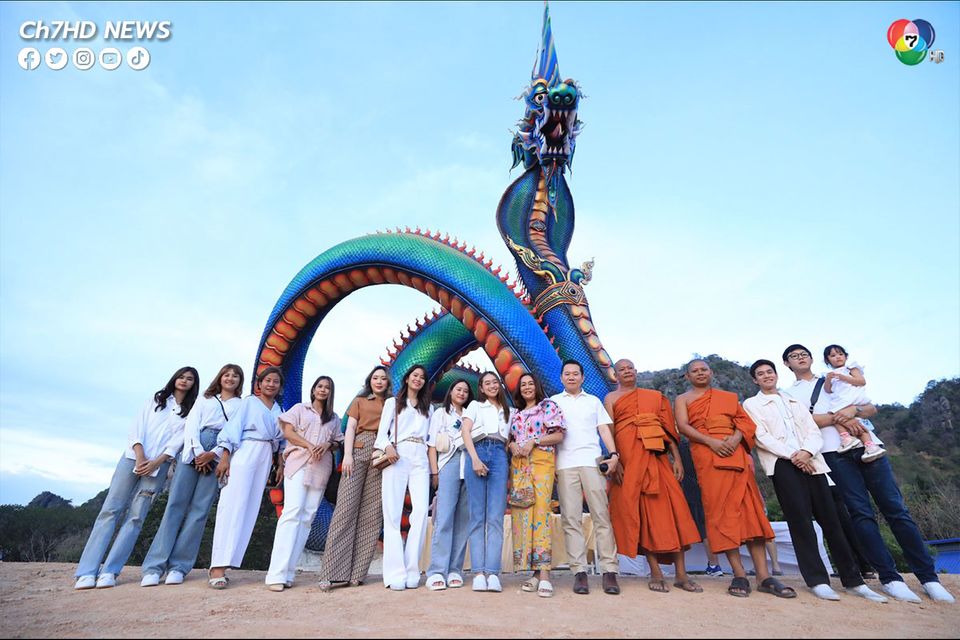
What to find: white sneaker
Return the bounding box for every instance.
[472,574,488,592]
[882,580,921,603]
[486,574,502,592]
[140,574,160,587]
[165,571,185,585]
[387,582,406,591]
[811,583,841,601]
[837,434,863,453]
[74,576,96,590]
[95,573,117,589]
[848,584,888,603]
[922,581,956,603]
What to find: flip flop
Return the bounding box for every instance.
[728,576,750,597]
[648,579,670,593]
[673,580,704,593]
[522,576,540,592]
[757,576,797,599]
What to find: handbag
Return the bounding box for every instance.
[508,455,536,508]
[370,399,400,470]
[434,417,459,454]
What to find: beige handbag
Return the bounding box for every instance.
[371,399,400,470]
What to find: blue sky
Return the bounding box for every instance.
[1,1,958,506]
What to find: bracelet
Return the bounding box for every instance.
[609,451,620,458]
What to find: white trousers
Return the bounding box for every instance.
[210,440,272,568]
[380,441,430,587]
[265,466,328,585]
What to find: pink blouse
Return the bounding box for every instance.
[510,399,565,452]
[279,403,343,489]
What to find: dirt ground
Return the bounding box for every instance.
[1,563,958,638]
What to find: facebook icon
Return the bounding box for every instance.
[18,47,41,70]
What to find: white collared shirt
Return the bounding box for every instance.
[181,395,241,463]
[551,389,612,470]
[427,406,466,473]
[375,397,433,451]
[216,395,282,455]
[125,396,186,476]
[462,399,512,442]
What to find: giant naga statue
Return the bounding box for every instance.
[254,3,616,407]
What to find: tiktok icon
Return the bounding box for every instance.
[127,46,150,71]
[17,47,41,70]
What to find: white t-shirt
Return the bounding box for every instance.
[825,359,872,412]
[785,375,882,454]
[550,390,613,470]
[463,400,512,442]
[770,393,802,452]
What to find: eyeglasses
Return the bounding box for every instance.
[786,352,811,361]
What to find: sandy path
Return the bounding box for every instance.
[1,563,958,638]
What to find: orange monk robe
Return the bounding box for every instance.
[686,388,774,554]
[608,388,701,561]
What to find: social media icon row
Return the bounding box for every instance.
[17,47,150,71]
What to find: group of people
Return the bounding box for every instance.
[71,344,955,606]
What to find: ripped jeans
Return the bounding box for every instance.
[76,455,171,578]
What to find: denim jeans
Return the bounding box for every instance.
[427,449,470,577]
[141,456,219,577]
[824,451,938,584]
[76,456,171,578]
[464,439,508,575]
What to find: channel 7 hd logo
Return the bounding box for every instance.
[887,19,943,65]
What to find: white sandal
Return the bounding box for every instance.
[522,575,540,592]
[447,572,464,588]
[426,574,447,591]
[538,580,554,598]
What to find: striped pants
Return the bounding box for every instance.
[318,430,383,583]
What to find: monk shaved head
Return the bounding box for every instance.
[614,359,637,388]
[685,359,712,388]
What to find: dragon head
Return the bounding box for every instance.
[512,5,583,173]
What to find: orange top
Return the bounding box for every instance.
[347,394,386,432]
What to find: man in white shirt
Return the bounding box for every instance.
[551,359,621,595]
[744,359,886,603]
[782,343,954,604]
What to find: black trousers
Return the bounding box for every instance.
[771,459,864,588]
[823,452,875,575]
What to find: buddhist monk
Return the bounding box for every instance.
[675,359,795,599]
[604,359,702,594]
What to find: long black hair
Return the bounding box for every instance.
[154,366,200,417]
[359,365,392,398]
[310,375,336,423]
[442,378,475,413]
[396,364,432,417]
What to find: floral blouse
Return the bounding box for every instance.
[510,399,566,452]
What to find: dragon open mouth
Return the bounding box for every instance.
[537,105,577,161]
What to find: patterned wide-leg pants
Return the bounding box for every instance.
[319,430,383,583]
